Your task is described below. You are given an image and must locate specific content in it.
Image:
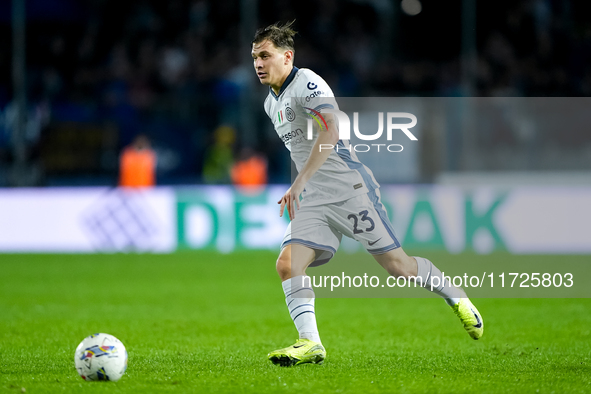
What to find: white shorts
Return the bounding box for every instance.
[281,189,401,266]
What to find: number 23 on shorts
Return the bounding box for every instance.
[347,210,375,234]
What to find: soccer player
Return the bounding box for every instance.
[251,22,483,367]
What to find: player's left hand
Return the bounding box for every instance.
[278,180,304,220]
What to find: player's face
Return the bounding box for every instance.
[251,40,291,89]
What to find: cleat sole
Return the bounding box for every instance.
[269,353,325,367]
[270,355,299,367]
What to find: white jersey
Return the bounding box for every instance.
[264,67,379,206]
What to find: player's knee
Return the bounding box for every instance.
[276,253,291,281]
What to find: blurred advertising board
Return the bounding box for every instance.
[0,185,589,254]
[0,188,176,252]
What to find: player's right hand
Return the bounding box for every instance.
[278,182,303,220]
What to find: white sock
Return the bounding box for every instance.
[414,256,465,307]
[282,275,321,344]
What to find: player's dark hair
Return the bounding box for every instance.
[252,20,297,52]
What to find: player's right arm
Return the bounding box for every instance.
[278,112,339,220]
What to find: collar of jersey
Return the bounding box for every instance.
[270,66,299,100]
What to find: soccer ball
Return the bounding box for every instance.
[74,333,128,382]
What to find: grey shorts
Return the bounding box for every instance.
[281,189,401,266]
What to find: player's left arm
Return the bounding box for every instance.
[278,112,339,220]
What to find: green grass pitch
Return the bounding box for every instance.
[1,251,590,393]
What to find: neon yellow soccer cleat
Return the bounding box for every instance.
[268,338,326,367]
[451,298,484,340]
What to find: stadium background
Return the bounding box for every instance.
[0,0,589,254]
[0,0,590,187]
[1,1,591,393]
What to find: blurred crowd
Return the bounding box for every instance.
[0,0,589,186]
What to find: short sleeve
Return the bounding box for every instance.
[294,69,339,113]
